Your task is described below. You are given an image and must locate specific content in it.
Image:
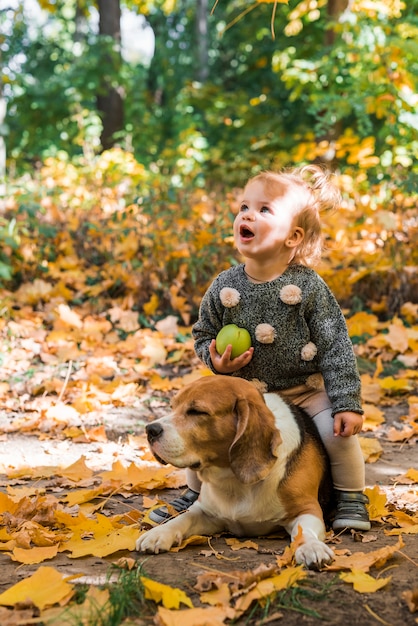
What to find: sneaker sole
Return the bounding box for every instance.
[333,520,371,531]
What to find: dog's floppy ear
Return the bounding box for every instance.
[229,397,282,484]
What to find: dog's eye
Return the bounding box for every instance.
[187,408,207,417]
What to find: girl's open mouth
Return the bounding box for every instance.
[240,225,254,240]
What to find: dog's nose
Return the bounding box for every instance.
[146,422,164,443]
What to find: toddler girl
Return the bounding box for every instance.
[150,165,370,532]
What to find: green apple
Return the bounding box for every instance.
[215,324,252,359]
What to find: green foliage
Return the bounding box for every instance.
[1,0,417,298]
[2,0,417,190]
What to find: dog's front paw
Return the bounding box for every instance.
[135,526,181,554]
[295,540,334,570]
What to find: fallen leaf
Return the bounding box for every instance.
[359,437,383,463]
[155,605,232,626]
[224,538,259,551]
[141,576,193,609]
[10,544,59,564]
[340,568,391,593]
[402,588,418,613]
[0,566,74,610]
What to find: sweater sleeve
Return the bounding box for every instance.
[192,279,225,372]
[306,277,363,416]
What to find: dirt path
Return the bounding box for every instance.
[0,401,417,625]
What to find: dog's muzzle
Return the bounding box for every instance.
[146,422,164,444]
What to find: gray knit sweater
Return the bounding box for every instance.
[192,264,363,416]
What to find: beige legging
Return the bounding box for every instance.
[279,384,365,491]
[186,383,365,493]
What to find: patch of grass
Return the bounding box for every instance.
[243,577,340,624]
[105,563,150,624]
[41,563,153,626]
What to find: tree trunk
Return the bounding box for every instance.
[0,92,6,187]
[195,0,209,83]
[97,0,124,151]
[325,0,349,46]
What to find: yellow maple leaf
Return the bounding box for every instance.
[143,293,159,316]
[11,544,59,564]
[362,404,385,431]
[406,468,418,483]
[199,582,231,607]
[225,538,259,551]
[0,566,74,610]
[326,536,404,572]
[379,376,412,393]
[365,486,390,521]
[66,524,139,558]
[59,456,94,482]
[65,485,107,507]
[0,492,18,515]
[359,436,383,463]
[156,605,232,626]
[140,576,193,609]
[346,312,379,337]
[400,302,418,324]
[385,524,418,536]
[340,569,391,593]
[99,460,186,491]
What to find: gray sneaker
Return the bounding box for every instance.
[332,491,371,531]
[148,489,199,524]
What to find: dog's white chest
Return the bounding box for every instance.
[199,472,288,536]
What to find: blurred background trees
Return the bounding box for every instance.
[0,0,417,314]
[2,0,416,185]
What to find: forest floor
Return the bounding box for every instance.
[0,395,417,626]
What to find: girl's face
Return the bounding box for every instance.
[233,179,303,262]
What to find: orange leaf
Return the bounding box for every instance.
[10,544,59,564]
[155,605,232,626]
[386,321,409,353]
[59,456,94,482]
[224,538,258,551]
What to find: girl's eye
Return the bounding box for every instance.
[260,206,270,213]
[240,204,248,212]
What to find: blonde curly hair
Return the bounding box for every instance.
[247,164,341,267]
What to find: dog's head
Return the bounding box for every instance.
[145,376,282,484]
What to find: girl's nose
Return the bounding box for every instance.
[243,209,255,220]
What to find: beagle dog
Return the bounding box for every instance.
[136,376,335,569]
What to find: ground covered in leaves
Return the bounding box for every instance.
[0,382,417,625]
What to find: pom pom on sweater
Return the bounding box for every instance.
[255,323,276,344]
[280,284,302,305]
[301,341,317,361]
[220,287,241,308]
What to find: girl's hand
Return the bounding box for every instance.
[333,411,364,437]
[209,339,254,374]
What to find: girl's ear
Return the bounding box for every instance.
[286,227,304,248]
